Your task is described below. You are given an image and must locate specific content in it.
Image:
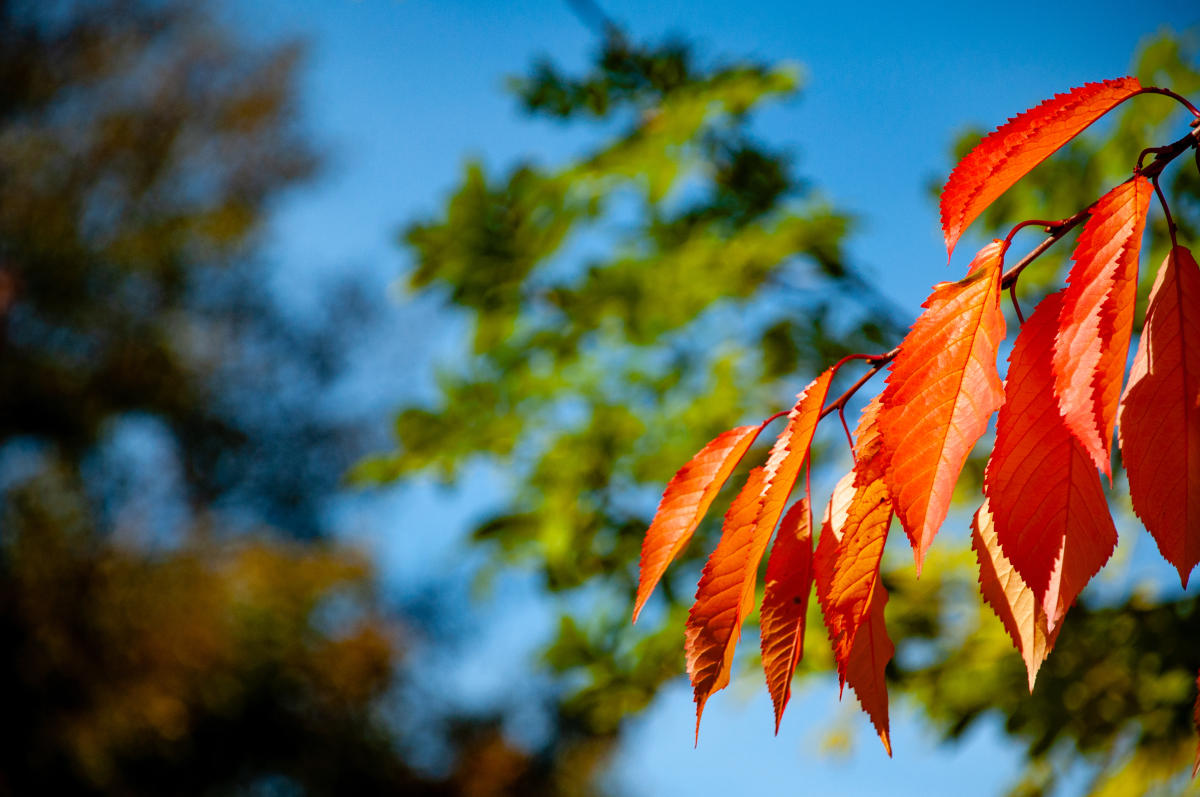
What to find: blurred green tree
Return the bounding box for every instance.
[0,1,585,794]
[373,17,1200,796]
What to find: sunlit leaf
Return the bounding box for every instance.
[986,291,1117,628]
[634,423,766,622]
[759,497,813,732]
[1119,246,1200,587]
[878,240,1006,572]
[1053,176,1151,477]
[939,77,1142,259]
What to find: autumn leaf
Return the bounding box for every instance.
[842,583,893,757]
[1053,176,1151,477]
[814,472,893,755]
[634,422,767,622]
[759,497,813,733]
[818,399,892,668]
[686,368,833,734]
[939,76,1142,259]
[878,240,1007,573]
[971,500,1061,692]
[1119,246,1200,588]
[986,291,1117,627]
[813,470,859,691]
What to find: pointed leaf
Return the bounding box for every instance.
[1053,176,1151,477]
[814,468,893,755]
[820,399,893,668]
[842,582,894,757]
[986,292,1117,628]
[686,368,834,733]
[813,470,867,696]
[760,498,813,733]
[971,499,1061,692]
[634,422,766,622]
[940,77,1142,258]
[1119,246,1200,588]
[878,241,1007,572]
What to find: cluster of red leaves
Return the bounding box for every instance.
[634,76,1200,761]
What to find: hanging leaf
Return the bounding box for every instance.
[818,399,892,668]
[759,497,813,733]
[939,76,1142,259]
[686,368,833,734]
[986,291,1117,628]
[878,240,1006,572]
[1119,246,1200,588]
[842,581,894,757]
[814,471,892,755]
[971,500,1061,692]
[634,422,767,622]
[1052,176,1151,477]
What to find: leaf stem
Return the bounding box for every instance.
[999,209,1090,290]
[1138,86,1200,119]
[818,348,900,422]
[1152,176,1179,251]
[1008,283,1026,325]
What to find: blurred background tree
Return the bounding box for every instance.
[0,1,582,793]
[371,8,1200,794]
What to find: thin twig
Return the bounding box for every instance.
[838,406,856,463]
[1009,283,1026,325]
[1152,176,1179,251]
[1138,86,1200,119]
[817,348,899,422]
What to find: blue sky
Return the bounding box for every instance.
[219,1,1198,794]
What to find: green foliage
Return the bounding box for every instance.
[381,27,1200,796]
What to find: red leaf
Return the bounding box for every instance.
[986,292,1117,628]
[971,499,1061,692]
[1053,177,1151,477]
[1119,246,1200,588]
[819,399,893,670]
[878,241,1007,572]
[842,581,894,757]
[686,368,834,734]
[814,461,894,757]
[634,423,766,622]
[759,497,813,733]
[813,472,859,694]
[939,77,1142,259]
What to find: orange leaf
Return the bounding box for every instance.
[634,422,766,622]
[815,468,893,756]
[842,581,894,757]
[971,499,1061,692]
[939,77,1142,259]
[759,497,813,733]
[1053,177,1151,477]
[686,368,834,734]
[820,399,893,669]
[1119,246,1200,588]
[986,291,1117,628]
[878,241,1007,573]
[813,472,860,693]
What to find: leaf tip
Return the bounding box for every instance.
[879,728,893,758]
